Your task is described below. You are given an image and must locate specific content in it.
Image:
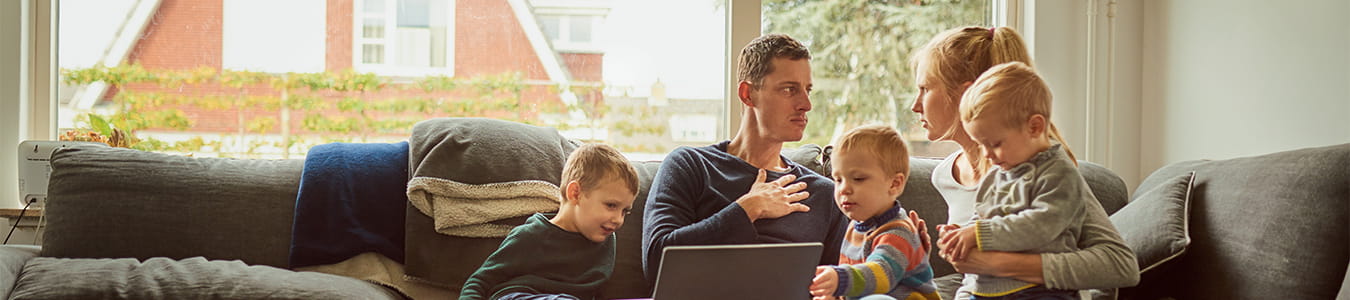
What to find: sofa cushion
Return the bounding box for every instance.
[43,144,302,268]
[1121,143,1349,300]
[10,257,403,300]
[1110,172,1194,273]
[0,246,40,299]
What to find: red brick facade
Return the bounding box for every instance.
[127,0,223,70]
[561,53,602,82]
[110,0,603,135]
[326,0,354,72]
[454,0,549,80]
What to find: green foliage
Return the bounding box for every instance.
[87,114,112,137]
[61,65,561,154]
[764,0,988,147]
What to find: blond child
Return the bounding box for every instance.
[808,125,940,300]
[460,143,639,300]
[937,62,1123,300]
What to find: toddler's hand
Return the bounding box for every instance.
[908,211,930,252]
[938,225,979,262]
[809,266,837,298]
[935,224,961,253]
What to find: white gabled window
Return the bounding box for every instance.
[354,0,456,76]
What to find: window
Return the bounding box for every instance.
[353,0,455,76]
[54,0,729,159]
[49,0,993,160]
[537,14,599,52]
[766,0,990,158]
[531,0,607,53]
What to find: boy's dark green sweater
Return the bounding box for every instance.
[459,213,615,300]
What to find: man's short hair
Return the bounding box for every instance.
[560,143,639,202]
[737,34,811,88]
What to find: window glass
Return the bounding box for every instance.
[766,0,990,158]
[57,0,727,160]
[569,15,593,43]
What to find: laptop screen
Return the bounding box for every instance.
[651,242,823,300]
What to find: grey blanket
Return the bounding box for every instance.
[408,117,578,186]
[406,118,580,237]
[404,118,580,288]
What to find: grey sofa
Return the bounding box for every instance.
[2,139,1343,299]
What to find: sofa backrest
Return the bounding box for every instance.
[43,144,302,268]
[1123,143,1349,300]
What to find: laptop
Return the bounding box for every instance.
[650,242,823,300]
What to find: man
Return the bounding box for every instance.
[640,34,848,284]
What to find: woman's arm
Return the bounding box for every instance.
[948,205,1139,289]
[948,251,1044,284]
[1038,205,1139,289]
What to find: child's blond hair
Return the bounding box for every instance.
[958,61,1078,164]
[560,143,639,202]
[832,124,910,178]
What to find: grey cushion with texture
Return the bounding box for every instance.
[1110,172,1194,274]
[10,257,402,300]
[1120,143,1350,300]
[43,144,302,268]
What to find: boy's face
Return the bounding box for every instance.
[963,115,1047,170]
[570,178,637,243]
[829,149,904,222]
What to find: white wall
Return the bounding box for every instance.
[1025,0,1146,190]
[1140,0,1350,177]
[2,1,30,209]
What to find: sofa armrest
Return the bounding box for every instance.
[0,245,41,298]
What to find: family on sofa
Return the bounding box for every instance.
[10,24,1347,300]
[459,27,1139,300]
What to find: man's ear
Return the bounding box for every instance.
[565,181,582,205]
[889,172,907,196]
[1027,114,1047,136]
[737,81,755,107]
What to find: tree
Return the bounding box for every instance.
[763,0,988,147]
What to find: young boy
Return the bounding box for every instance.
[939,62,1118,300]
[459,143,640,300]
[809,124,941,300]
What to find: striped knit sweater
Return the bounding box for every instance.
[830,202,941,300]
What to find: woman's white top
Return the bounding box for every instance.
[932,150,978,225]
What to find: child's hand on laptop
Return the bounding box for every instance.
[938,224,978,262]
[809,266,837,299]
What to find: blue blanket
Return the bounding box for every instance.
[290,142,409,268]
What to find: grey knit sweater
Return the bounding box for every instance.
[966,144,1118,296]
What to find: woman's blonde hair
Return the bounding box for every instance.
[958,61,1077,164]
[832,124,910,178]
[908,26,1034,175]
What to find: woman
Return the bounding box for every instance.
[907,26,1139,298]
